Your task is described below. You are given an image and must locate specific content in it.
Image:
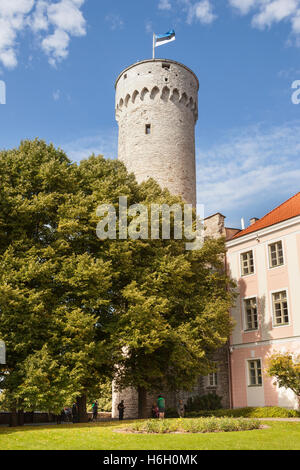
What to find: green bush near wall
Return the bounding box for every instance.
[185,393,223,412]
[186,406,300,418]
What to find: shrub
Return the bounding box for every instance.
[185,406,300,418]
[126,417,260,434]
[165,408,178,418]
[185,393,223,412]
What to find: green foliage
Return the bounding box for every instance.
[185,406,300,418]
[0,139,236,417]
[165,407,178,418]
[127,417,260,434]
[0,346,78,414]
[185,393,223,412]
[88,380,112,412]
[266,352,300,405]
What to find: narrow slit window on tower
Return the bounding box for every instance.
[124,74,127,79]
[145,124,151,135]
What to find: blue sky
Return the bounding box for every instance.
[1,0,300,228]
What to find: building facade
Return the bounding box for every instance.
[226,193,300,409]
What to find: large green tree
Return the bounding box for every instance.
[0,139,235,423]
[0,140,118,424]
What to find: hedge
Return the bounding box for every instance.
[125,417,261,434]
[185,406,300,418]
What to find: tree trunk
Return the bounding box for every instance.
[9,408,18,427]
[138,386,148,419]
[77,395,88,423]
[17,409,24,426]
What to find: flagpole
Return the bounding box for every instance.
[153,33,155,59]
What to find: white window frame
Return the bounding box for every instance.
[247,358,263,387]
[207,372,218,388]
[242,296,259,332]
[267,239,285,270]
[240,249,255,277]
[270,288,290,328]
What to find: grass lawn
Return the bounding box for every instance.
[0,420,300,450]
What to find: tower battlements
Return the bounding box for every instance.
[115,59,199,207]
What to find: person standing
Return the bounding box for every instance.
[72,403,78,423]
[92,401,98,422]
[157,395,165,419]
[117,400,125,420]
[64,407,72,423]
[177,399,185,418]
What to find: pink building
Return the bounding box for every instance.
[226,192,300,409]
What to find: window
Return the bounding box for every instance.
[269,241,284,268]
[208,373,218,387]
[162,63,170,70]
[124,74,127,79]
[241,250,254,276]
[244,298,258,330]
[248,360,262,386]
[272,290,289,326]
[145,124,151,135]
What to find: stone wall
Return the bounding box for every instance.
[115,59,198,207]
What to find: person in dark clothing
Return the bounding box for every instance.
[57,409,65,424]
[92,401,98,421]
[65,407,72,422]
[72,403,78,423]
[117,400,125,420]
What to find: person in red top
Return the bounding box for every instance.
[151,403,159,418]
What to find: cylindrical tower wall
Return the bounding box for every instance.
[115,59,198,206]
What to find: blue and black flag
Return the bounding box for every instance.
[154,29,176,48]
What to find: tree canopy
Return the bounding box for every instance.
[0,139,235,422]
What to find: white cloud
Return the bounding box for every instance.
[105,13,124,31]
[42,29,70,65]
[196,122,300,220]
[228,0,258,15]
[145,21,153,34]
[158,0,172,10]
[47,0,86,36]
[228,0,300,43]
[53,89,60,101]
[61,130,118,163]
[187,0,217,24]
[0,0,87,69]
[252,0,299,29]
[158,0,300,43]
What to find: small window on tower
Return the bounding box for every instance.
[145,124,151,135]
[124,74,127,79]
[162,63,170,70]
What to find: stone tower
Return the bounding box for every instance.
[115,59,198,207]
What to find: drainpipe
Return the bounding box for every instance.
[225,247,234,409]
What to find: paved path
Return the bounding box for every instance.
[255,417,300,422]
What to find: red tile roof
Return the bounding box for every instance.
[233,192,300,239]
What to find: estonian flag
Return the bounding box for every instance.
[155,29,176,48]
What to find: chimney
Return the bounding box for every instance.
[250,217,259,226]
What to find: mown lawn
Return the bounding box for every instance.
[0,420,300,450]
